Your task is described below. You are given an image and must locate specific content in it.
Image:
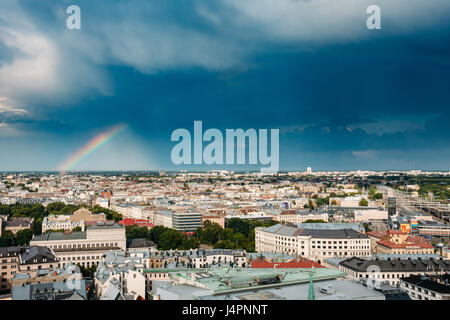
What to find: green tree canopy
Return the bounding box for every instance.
[359,198,369,206]
[15,229,34,246]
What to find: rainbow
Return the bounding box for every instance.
[59,123,127,171]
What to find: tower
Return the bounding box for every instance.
[308,267,315,300]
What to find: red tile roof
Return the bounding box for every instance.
[367,231,386,239]
[388,230,406,235]
[118,218,154,228]
[377,238,434,249]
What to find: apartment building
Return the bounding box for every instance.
[400,274,450,300]
[273,210,329,224]
[172,212,202,233]
[94,257,146,300]
[255,224,371,263]
[42,215,84,233]
[0,247,20,293]
[30,222,126,268]
[11,263,87,300]
[0,246,59,293]
[1,216,33,234]
[110,204,145,220]
[41,208,108,233]
[154,211,173,228]
[186,249,247,268]
[367,230,434,255]
[338,256,450,287]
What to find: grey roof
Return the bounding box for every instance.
[21,246,57,264]
[196,279,385,300]
[0,246,21,257]
[154,283,211,300]
[32,231,86,241]
[401,274,450,294]
[301,228,368,239]
[87,222,124,230]
[127,238,156,249]
[262,224,367,239]
[12,265,87,300]
[3,217,33,228]
[247,252,295,261]
[340,256,450,273]
[157,210,173,217]
[101,284,121,300]
[262,224,303,237]
[368,253,442,260]
[297,222,364,232]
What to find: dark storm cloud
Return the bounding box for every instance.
[0,0,449,170]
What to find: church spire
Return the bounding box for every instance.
[308,267,315,300]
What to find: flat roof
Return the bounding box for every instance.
[32,231,86,241]
[196,279,385,300]
[173,266,346,295]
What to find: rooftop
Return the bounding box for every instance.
[340,256,450,272]
[401,274,450,294]
[261,224,368,239]
[172,266,346,295]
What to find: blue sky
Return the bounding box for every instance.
[0,0,449,171]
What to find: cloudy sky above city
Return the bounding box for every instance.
[0,0,449,171]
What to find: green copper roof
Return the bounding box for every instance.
[143,268,207,273]
[172,267,346,295]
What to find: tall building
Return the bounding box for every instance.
[388,197,397,216]
[172,212,202,233]
[307,167,312,174]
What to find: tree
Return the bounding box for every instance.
[359,198,369,206]
[90,205,122,222]
[373,193,383,200]
[368,186,377,198]
[196,221,224,245]
[363,223,372,233]
[227,218,251,237]
[126,225,149,239]
[77,264,97,278]
[148,226,170,244]
[0,231,14,247]
[15,229,33,246]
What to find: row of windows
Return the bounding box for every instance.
[1,259,17,263]
[48,242,119,250]
[403,285,437,298]
[61,255,101,261]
